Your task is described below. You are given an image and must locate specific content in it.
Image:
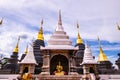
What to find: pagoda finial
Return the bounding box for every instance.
[25,45,28,54]
[37,18,44,40]
[13,36,20,53]
[98,37,108,61]
[56,10,64,31]
[76,21,83,44]
[58,9,62,25]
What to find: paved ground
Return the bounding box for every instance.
[99,75,120,80]
[0,74,18,80]
[0,74,120,80]
[99,75,110,80]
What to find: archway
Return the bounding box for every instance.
[23,67,28,73]
[89,67,95,73]
[50,54,69,75]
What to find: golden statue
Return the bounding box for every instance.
[22,73,32,80]
[54,61,65,76]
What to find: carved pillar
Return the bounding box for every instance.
[69,56,78,75]
[82,65,90,80]
[41,51,50,75]
[82,64,99,80]
[29,64,35,74]
[19,65,23,74]
[94,65,100,80]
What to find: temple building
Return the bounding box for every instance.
[81,43,99,80]
[115,53,120,73]
[0,37,20,74]
[0,10,120,80]
[33,19,45,74]
[40,10,78,75]
[97,38,114,74]
[18,44,37,80]
[74,22,85,74]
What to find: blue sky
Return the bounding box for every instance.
[0,0,120,68]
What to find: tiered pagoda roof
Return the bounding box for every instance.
[41,10,76,50]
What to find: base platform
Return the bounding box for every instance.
[37,75,82,80]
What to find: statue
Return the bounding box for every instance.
[53,61,66,76]
[20,67,32,80]
[17,72,32,80]
[22,73,32,80]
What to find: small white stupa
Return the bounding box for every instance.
[19,45,37,65]
[19,44,37,74]
[81,43,98,80]
[82,43,97,65]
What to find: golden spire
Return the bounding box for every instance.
[0,18,3,25]
[98,37,108,62]
[37,18,44,40]
[117,23,120,31]
[76,21,83,44]
[13,36,20,53]
[24,45,28,54]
